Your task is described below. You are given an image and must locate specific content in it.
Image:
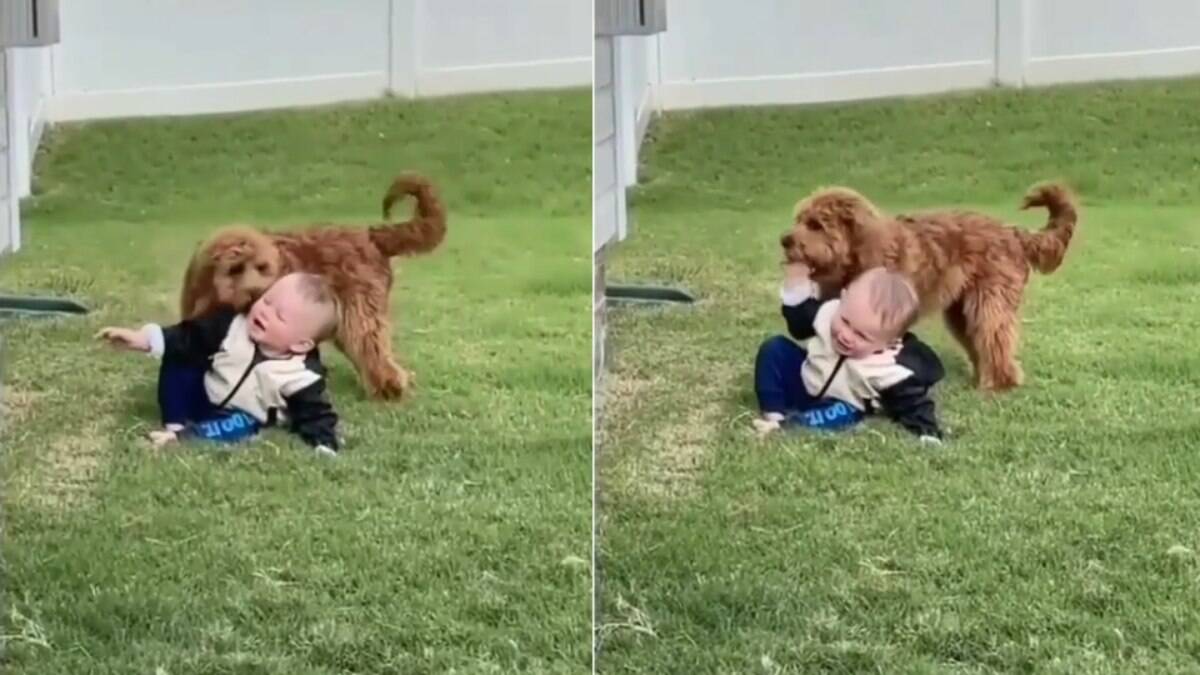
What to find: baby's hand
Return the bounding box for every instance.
[96,327,150,352]
[782,262,812,291]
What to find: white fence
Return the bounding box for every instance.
[5,46,52,199]
[1021,1,1200,84]
[1,46,52,252]
[46,0,591,121]
[623,0,1200,113]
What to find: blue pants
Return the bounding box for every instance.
[157,361,261,443]
[754,335,864,431]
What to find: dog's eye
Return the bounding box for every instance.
[230,263,245,275]
[256,263,269,274]
[805,219,822,232]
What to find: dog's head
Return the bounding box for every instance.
[182,227,283,315]
[780,187,883,289]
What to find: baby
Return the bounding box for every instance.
[753,263,944,443]
[98,272,341,456]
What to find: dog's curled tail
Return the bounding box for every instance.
[1018,182,1077,274]
[369,173,447,258]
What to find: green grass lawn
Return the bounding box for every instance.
[0,90,591,674]
[599,78,1200,672]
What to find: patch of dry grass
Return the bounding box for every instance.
[1,387,47,428]
[18,421,109,510]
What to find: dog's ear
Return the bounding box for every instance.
[180,245,214,319]
[851,200,883,229]
[828,191,881,232]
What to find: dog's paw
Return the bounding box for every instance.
[977,370,1023,393]
[371,369,413,400]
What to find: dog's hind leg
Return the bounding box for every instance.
[943,300,980,386]
[336,291,412,400]
[963,288,1024,392]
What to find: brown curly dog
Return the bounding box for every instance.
[180,173,446,400]
[780,183,1078,391]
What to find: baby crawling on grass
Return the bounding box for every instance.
[753,263,944,443]
[98,272,341,456]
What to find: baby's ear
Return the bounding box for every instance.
[290,337,315,355]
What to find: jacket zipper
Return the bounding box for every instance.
[815,355,847,399]
[215,348,265,409]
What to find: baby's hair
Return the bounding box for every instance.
[854,267,919,338]
[291,273,340,342]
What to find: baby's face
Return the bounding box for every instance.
[831,283,893,358]
[247,275,322,354]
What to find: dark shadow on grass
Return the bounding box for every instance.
[1126,262,1200,286]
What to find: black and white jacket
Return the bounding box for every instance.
[781,281,944,439]
[143,309,340,450]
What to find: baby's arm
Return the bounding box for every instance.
[156,310,237,362]
[285,380,340,455]
[97,310,235,362]
[779,262,825,340]
[96,325,189,446]
[877,379,942,442]
[876,339,946,443]
[96,327,152,352]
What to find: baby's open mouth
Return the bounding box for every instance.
[252,316,265,333]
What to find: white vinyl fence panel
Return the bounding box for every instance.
[45,0,592,122]
[656,0,996,109]
[628,0,1200,113]
[419,0,591,95]
[0,45,48,253]
[6,45,51,198]
[1025,0,1200,84]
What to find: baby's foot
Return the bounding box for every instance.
[752,413,785,437]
